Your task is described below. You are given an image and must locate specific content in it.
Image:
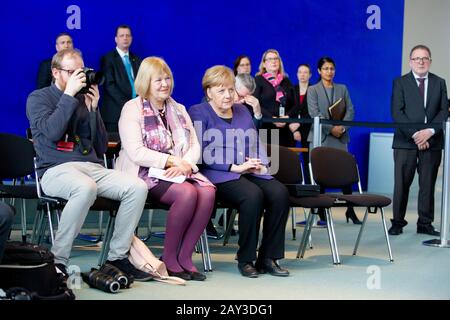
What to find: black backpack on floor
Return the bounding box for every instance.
[0,241,75,300]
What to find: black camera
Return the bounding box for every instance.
[78,67,104,94]
[81,268,120,293]
[100,263,134,289]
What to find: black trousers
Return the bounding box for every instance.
[393,148,442,227]
[215,175,290,263]
[0,202,14,262]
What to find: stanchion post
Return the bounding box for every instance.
[423,120,450,247]
[312,116,321,150]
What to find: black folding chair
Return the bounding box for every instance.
[270,145,339,264]
[308,146,393,263]
[0,133,38,242]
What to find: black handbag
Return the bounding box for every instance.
[286,184,321,197]
[0,242,75,299]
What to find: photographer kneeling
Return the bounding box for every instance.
[26,48,151,282]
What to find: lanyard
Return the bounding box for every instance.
[321,81,334,106]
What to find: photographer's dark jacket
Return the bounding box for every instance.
[26,83,108,177]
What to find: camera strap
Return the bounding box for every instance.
[72,110,97,155]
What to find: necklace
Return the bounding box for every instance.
[158,105,166,117]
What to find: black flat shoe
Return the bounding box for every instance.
[417,225,440,236]
[237,262,258,278]
[185,270,207,281]
[255,259,289,277]
[388,225,403,235]
[167,269,192,281]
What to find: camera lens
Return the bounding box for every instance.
[78,67,104,94]
[82,269,121,293]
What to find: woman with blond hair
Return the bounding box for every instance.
[116,57,216,281]
[254,49,296,146]
[189,65,290,278]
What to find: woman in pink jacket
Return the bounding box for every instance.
[116,57,215,281]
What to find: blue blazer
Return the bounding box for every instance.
[188,102,272,184]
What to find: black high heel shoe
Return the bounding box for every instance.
[345,208,362,225]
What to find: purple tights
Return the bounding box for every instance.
[148,181,215,272]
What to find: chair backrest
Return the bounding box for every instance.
[0,133,35,179]
[310,146,359,188]
[270,145,303,185]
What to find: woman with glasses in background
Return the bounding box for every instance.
[254,49,296,147]
[233,55,252,76]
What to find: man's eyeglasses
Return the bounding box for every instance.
[58,68,76,75]
[410,57,431,63]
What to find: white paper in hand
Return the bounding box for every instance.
[148,167,186,184]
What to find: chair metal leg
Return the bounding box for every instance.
[203,229,212,271]
[297,209,315,258]
[36,209,47,245]
[222,208,227,233]
[222,209,237,246]
[291,207,296,240]
[198,230,208,272]
[380,208,394,262]
[307,210,314,248]
[21,199,27,242]
[140,209,154,242]
[353,208,369,255]
[98,212,115,266]
[46,203,55,245]
[325,209,340,265]
[31,208,44,243]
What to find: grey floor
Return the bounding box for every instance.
[7,173,450,300]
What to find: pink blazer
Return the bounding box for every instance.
[116,97,211,186]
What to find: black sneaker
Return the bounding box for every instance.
[106,258,153,282]
[55,263,69,285]
[55,263,69,278]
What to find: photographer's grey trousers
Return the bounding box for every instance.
[41,162,148,265]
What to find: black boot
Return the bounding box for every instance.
[345,207,362,224]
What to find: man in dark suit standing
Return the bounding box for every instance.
[36,33,73,89]
[389,45,448,236]
[100,25,142,133]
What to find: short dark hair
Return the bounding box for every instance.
[410,44,431,58]
[116,24,132,36]
[233,55,251,75]
[317,57,335,70]
[55,32,72,42]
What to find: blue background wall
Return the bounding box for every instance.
[0,0,404,188]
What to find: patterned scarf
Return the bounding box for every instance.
[140,97,190,156]
[138,97,191,189]
[263,72,285,103]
